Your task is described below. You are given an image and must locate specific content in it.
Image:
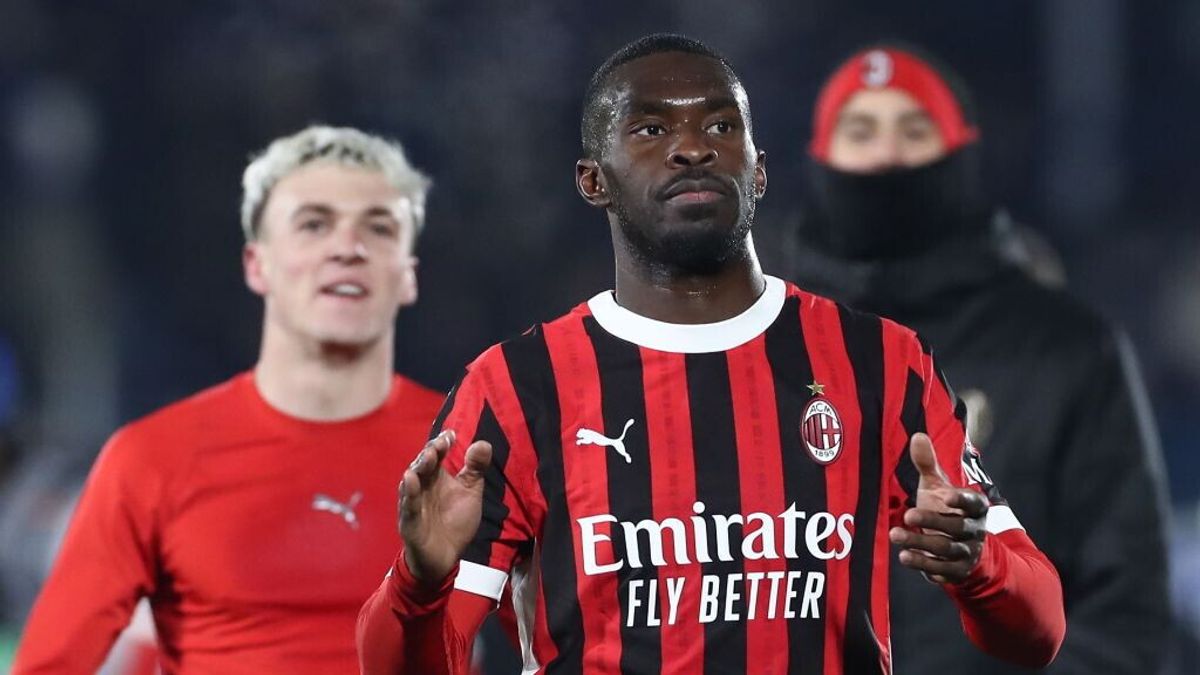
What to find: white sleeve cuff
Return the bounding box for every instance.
[985,504,1024,534]
[453,560,509,601]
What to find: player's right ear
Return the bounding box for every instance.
[243,242,268,296]
[576,159,611,209]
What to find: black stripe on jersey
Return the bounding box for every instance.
[836,306,886,674]
[427,375,463,440]
[684,350,748,675]
[896,369,926,508]
[500,332,583,674]
[463,401,512,565]
[765,297,824,675]
[583,318,662,675]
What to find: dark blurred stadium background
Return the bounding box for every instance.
[0,1,1196,672]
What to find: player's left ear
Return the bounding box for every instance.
[576,159,611,208]
[243,242,268,296]
[753,150,767,199]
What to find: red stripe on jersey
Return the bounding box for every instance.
[543,315,622,674]
[726,335,790,675]
[798,295,858,675]
[441,364,487,474]
[639,348,705,673]
[917,345,969,488]
[477,351,547,571]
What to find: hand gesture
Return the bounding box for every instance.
[888,432,988,585]
[398,430,493,589]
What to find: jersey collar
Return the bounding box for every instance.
[586,275,787,354]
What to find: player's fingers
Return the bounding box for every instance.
[429,430,455,465]
[436,430,456,459]
[909,433,949,487]
[889,527,973,560]
[457,441,493,485]
[947,488,990,518]
[897,549,971,583]
[902,509,962,536]
[901,508,983,541]
[399,468,423,518]
[410,431,454,481]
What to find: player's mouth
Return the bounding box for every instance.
[320,282,370,300]
[666,189,723,204]
[659,175,731,205]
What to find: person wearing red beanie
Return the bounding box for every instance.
[790,44,1171,674]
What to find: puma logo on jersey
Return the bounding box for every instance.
[312,491,363,530]
[576,419,635,464]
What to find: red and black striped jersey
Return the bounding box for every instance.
[359,276,1064,675]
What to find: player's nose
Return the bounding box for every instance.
[668,129,717,167]
[329,224,369,263]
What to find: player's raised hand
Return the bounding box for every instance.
[398,430,493,589]
[888,432,988,584]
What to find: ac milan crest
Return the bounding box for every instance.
[801,397,843,465]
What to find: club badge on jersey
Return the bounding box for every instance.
[801,381,843,465]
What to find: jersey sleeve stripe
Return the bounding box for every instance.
[453,560,510,601]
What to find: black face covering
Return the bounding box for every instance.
[801,146,989,261]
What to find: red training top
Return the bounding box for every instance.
[14,371,444,674]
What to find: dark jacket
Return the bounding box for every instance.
[787,217,1171,673]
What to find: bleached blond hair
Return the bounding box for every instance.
[240,125,432,241]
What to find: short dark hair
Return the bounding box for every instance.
[580,33,745,159]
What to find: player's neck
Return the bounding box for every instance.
[613,234,766,325]
[254,327,394,422]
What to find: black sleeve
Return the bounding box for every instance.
[1046,329,1171,673]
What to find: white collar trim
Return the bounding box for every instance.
[586,275,787,354]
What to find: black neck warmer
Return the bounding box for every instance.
[800,145,991,261]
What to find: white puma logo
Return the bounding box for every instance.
[312,491,363,530]
[576,419,635,464]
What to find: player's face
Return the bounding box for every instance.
[586,52,766,272]
[827,88,946,173]
[243,163,418,349]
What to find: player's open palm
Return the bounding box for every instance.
[399,430,493,588]
[888,432,988,584]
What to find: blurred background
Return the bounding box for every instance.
[0,0,1196,672]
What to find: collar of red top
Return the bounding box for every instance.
[809,47,979,161]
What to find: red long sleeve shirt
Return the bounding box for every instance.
[14,371,444,674]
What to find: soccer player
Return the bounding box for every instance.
[358,35,1066,674]
[790,44,1170,674]
[14,126,445,673]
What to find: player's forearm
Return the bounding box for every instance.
[946,530,1066,668]
[357,555,485,675]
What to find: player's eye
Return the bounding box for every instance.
[902,124,935,143]
[634,124,666,137]
[298,218,328,232]
[706,120,735,134]
[842,125,873,144]
[368,221,397,237]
